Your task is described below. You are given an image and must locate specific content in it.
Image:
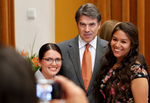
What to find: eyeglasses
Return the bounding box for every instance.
[43,58,62,64]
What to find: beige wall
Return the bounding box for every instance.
[55,0,91,43]
[15,0,55,55]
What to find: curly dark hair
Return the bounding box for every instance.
[94,22,139,103]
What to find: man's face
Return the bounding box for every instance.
[77,15,101,43]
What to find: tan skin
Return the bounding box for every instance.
[131,77,148,103]
[111,30,149,102]
[37,50,62,79]
[77,15,100,43]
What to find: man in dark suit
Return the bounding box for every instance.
[57,3,108,103]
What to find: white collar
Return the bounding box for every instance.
[79,35,97,49]
[35,69,46,80]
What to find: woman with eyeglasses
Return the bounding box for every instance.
[35,43,62,80]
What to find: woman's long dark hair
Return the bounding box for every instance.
[94,22,139,102]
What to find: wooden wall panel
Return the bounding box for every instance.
[122,0,130,21]
[145,0,150,74]
[8,0,15,47]
[0,0,15,47]
[106,0,111,20]
[98,0,107,24]
[0,1,2,44]
[137,0,145,55]
[111,0,122,21]
[0,0,9,45]
[130,0,137,26]
[97,0,111,24]
[90,0,98,6]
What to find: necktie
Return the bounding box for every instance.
[82,43,92,91]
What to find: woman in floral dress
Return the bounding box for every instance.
[94,22,149,103]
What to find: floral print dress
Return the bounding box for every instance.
[99,63,149,103]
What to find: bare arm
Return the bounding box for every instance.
[131,78,149,103]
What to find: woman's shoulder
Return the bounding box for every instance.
[35,69,46,80]
[130,62,149,80]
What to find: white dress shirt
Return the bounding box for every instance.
[79,35,97,72]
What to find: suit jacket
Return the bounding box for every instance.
[57,35,108,103]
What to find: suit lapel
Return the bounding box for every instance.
[67,36,108,92]
[68,35,85,88]
[87,36,108,92]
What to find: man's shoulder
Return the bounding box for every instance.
[97,36,108,46]
[57,36,78,47]
[57,39,73,46]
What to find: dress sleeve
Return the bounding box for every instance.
[130,63,149,80]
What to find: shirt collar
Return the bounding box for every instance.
[79,35,97,49]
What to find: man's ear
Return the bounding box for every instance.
[98,22,101,30]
